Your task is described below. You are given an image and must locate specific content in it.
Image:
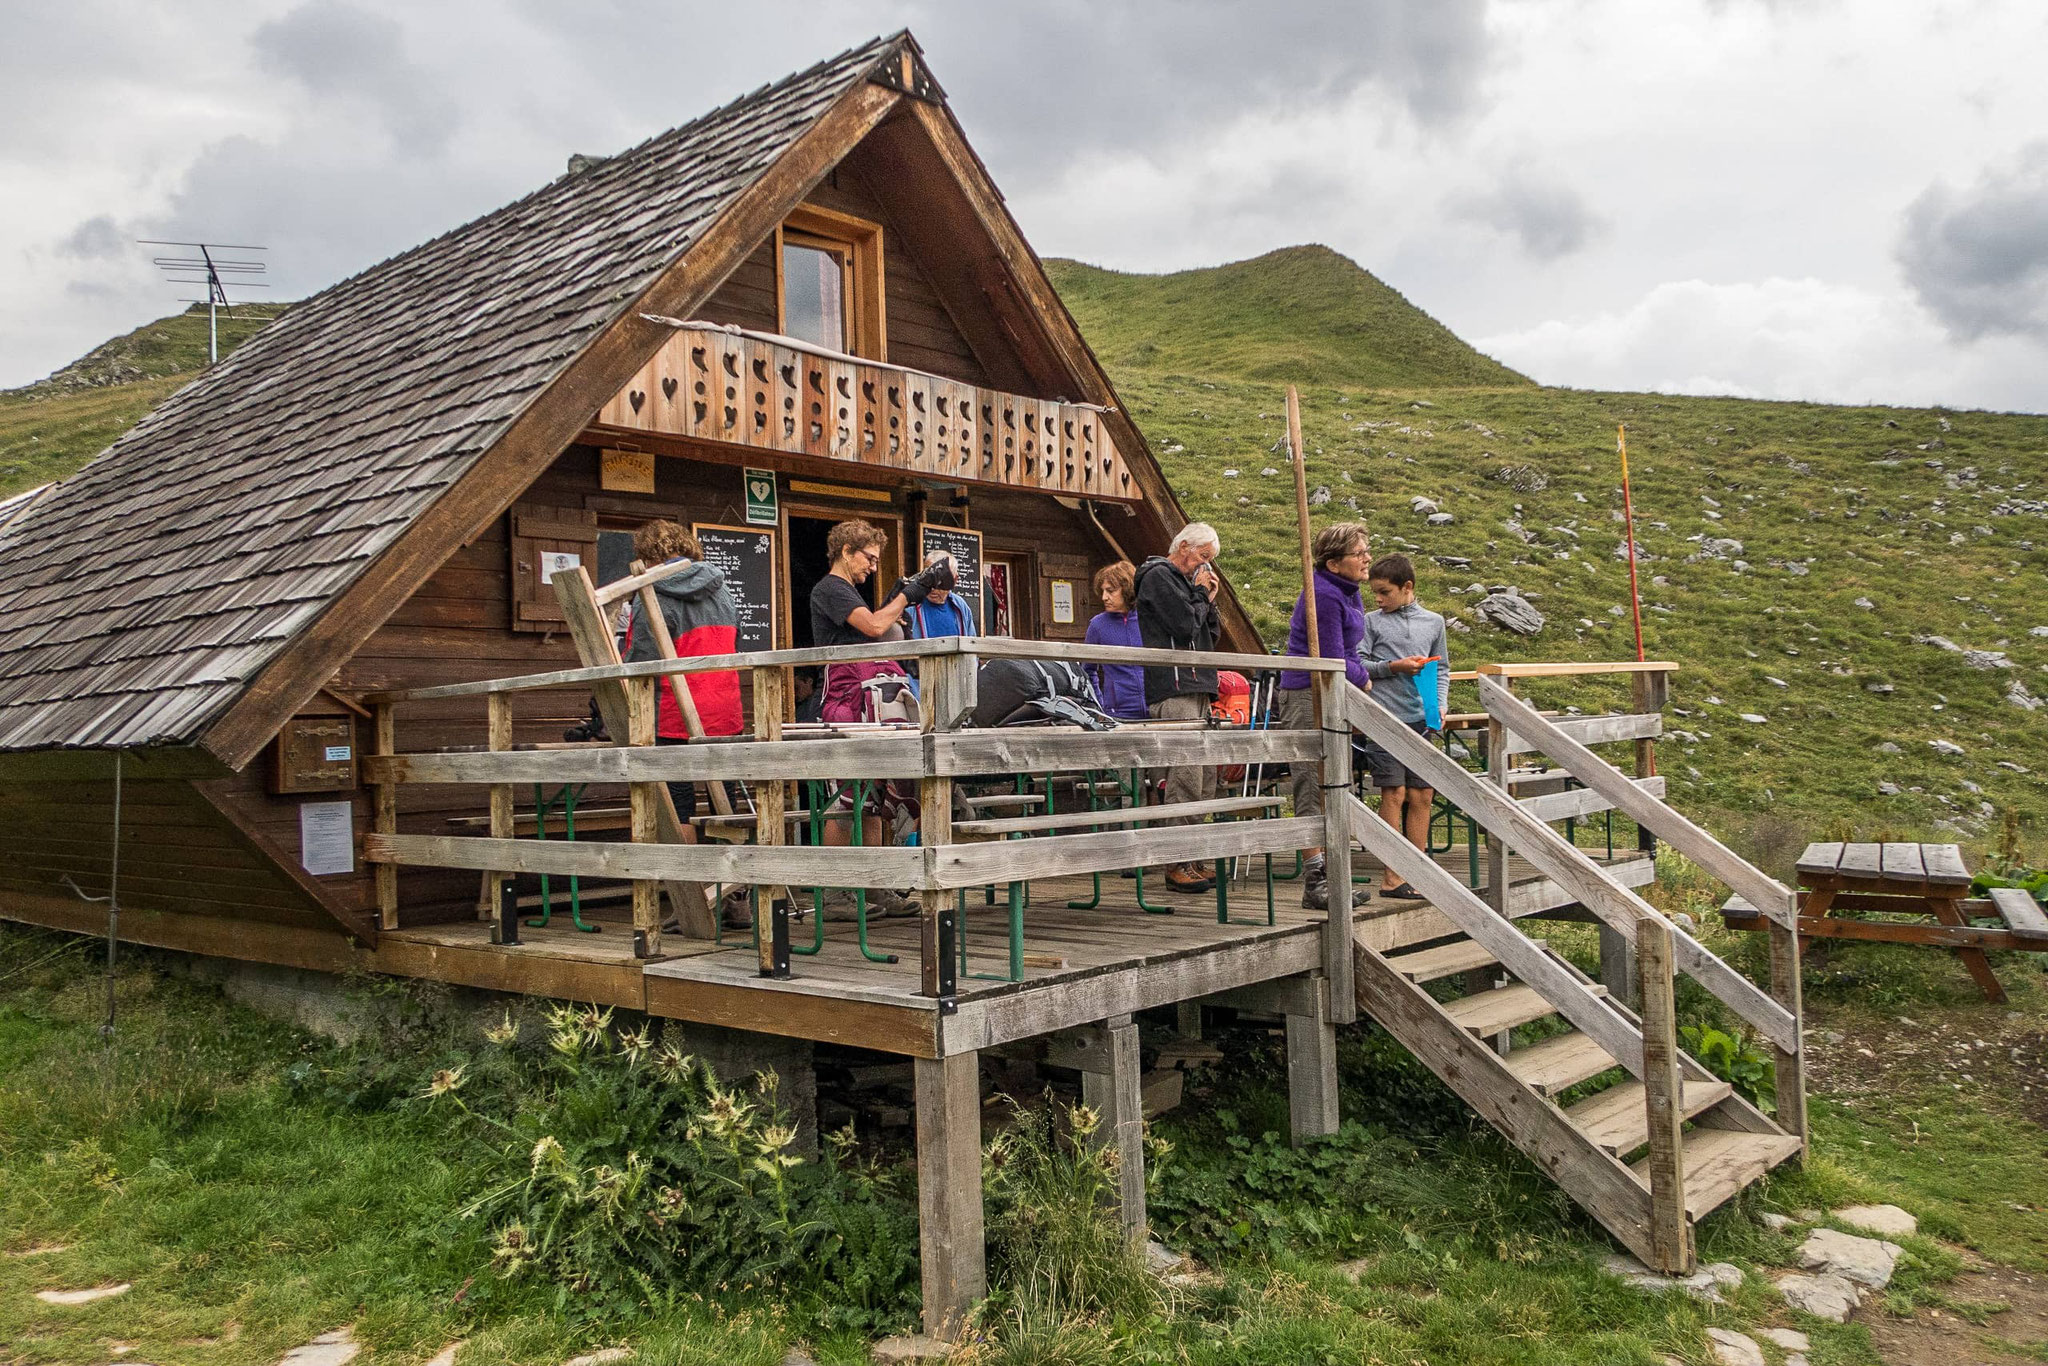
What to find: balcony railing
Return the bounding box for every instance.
[595,319,1136,499]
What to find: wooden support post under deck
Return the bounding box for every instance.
[1769,917,1808,1152]
[1078,1014,1147,1245]
[626,678,662,958]
[1285,977,1340,1144]
[751,666,786,977]
[372,702,398,930]
[483,693,514,920]
[1637,915,1690,1273]
[1315,672,1355,1023]
[915,1051,986,1339]
[919,652,975,999]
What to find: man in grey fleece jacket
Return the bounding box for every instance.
[1359,554,1450,899]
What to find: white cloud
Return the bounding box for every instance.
[1478,276,2048,411]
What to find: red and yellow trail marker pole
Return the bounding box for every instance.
[1619,423,1646,664]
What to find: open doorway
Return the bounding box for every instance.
[788,515,839,650]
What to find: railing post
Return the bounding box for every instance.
[751,665,789,978]
[1483,673,1511,916]
[484,692,513,921]
[1630,669,1666,858]
[626,677,661,958]
[1637,914,1691,1273]
[919,649,974,1002]
[1315,670,1355,1022]
[1770,918,1808,1152]
[372,702,398,931]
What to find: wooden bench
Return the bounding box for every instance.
[1721,841,2032,1001]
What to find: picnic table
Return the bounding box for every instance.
[1723,841,2048,1002]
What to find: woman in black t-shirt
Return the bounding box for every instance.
[807,519,951,721]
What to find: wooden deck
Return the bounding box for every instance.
[378,847,1654,1056]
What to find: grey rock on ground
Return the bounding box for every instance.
[782,1350,821,1366]
[1775,1270,1860,1321]
[1799,1227,1904,1288]
[280,1329,363,1366]
[422,1344,464,1366]
[1602,1253,1742,1304]
[1427,511,1455,525]
[1964,649,2012,669]
[1834,1204,1917,1238]
[1761,1328,1811,1352]
[1930,739,1966,756]
[1476,592,1545,635]
[33,1283,130,1306]
[1707,1328,1765,1366]
[871,1336,954,1364]
[1759,1211,1798,1233]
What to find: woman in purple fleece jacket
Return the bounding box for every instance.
[1275,522,1374,910]
[1082,560,1149,719]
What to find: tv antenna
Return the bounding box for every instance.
[139,240,269,365]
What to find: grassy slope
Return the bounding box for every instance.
[1060,249,2048,852]
[0,303,284,498]
[1048,245,1532,389]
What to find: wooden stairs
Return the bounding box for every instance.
[1337,680,1807,1271]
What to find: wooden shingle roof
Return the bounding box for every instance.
[0,34,903,753]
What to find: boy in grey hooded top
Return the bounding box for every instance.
[1361,582,1450,726]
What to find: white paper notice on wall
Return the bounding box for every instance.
[538,550,582,587]
[1050,579,1075,625]
[300,800,355,876]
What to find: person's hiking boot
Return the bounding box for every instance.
[1165,862,1214,894]
[870,888,920,919]
[818,890,861,922]
[1302,855,1371,911]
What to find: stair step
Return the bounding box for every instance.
[1442,982,1607,1036]
[1389,938,1500,983]
[1631,1126,1804,1219]
[1564,1079,1734,1156]
[1504,1031,1621,1095]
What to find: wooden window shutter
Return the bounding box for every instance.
[508,503,600,631]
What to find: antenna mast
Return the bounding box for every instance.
[140,240,269,364]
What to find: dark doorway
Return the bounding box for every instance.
[788,515,839,650]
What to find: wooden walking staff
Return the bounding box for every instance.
[1286,387,1323,722]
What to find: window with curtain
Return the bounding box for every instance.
[781,237,848,351]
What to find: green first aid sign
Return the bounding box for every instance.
[744,468,778,525]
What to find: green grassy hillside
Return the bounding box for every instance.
[0,303,284,497]
[1057,250,2048,848]
[1047,245,1532,389]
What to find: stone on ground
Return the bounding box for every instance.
[34,1283,130,1306]
[563,1351,631,1366]
[1833,1204,1917,1239]
[1601,1253,1741,1303]
[279,1328,361,1366]
[1761,1328,1811,1352]
[1475,591,1545,635]
[1774,1270,1860,1321]
[781,1349,820,1366]
[1143,1239,1185,1276]
[422,1344,464,1366]
[870,1336,953,1364]
[1707,1328,1765,1366]
[1759,1211,1798,1233]
[1798,1227,1904,1288]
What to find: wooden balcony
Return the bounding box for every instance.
[596,320,1136,499]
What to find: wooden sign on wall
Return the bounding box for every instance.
[600,447,656,494]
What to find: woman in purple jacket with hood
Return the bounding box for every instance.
[1082,560,1149,720]
[1275,522,1374,910]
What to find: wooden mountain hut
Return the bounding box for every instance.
[0,32,1810,1340]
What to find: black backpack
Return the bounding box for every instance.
[971,658,1119,731]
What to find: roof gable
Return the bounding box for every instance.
[0,34,905,753]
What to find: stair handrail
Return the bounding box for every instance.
[1476,677,1796,927]
[1340,788,1649,1077]
[1341,683,1797,1056]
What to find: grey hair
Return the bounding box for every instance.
[1170,522,1220,555]
[923,549,957,570]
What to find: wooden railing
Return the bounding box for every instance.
[360,638,1351,1004]
[595,320,1137,500]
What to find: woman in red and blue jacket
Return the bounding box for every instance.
[620,521,741,824]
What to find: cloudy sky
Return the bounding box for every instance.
[6,0,2048,412]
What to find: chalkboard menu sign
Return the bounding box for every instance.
[692,522,777,651]
[918,524,984,632]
